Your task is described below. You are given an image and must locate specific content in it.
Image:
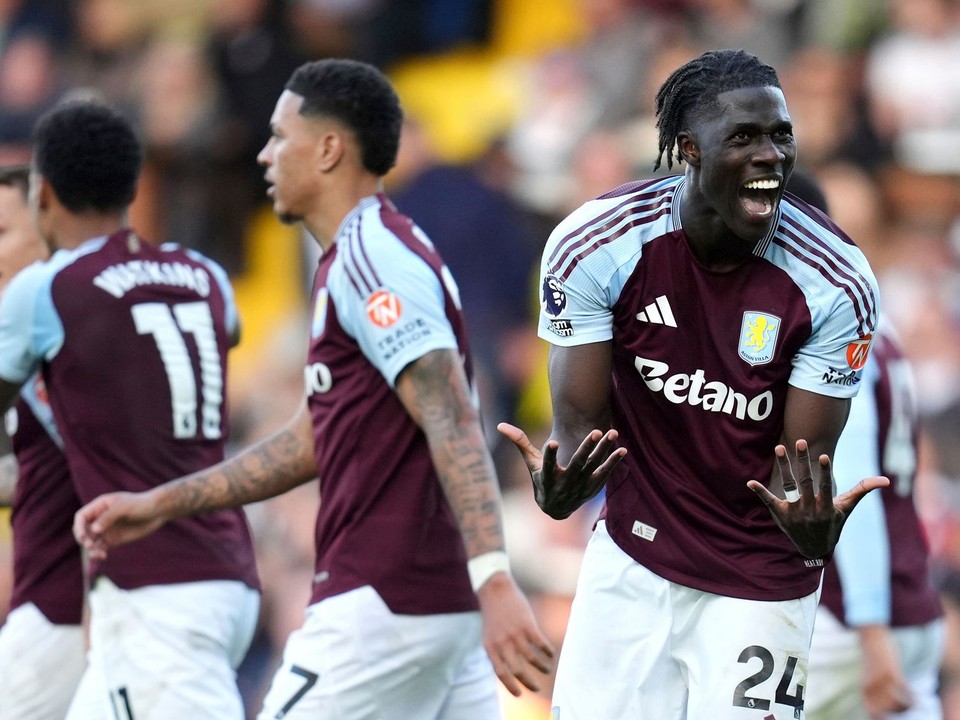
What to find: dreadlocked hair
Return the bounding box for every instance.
[654,49,781,171]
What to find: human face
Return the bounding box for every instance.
[685,86,796,246]
[257,90,325,225]
[0,183,47,291]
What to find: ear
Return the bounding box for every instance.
[34,174,54,211]
[316,129,346,173]
[677,131,700,167]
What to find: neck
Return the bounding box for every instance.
[303,174,382,253]
[679,177,753,272]
[48,211,128,251]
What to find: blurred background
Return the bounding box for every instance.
[1,0,959,716]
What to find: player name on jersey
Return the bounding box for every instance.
[93,259,211,299]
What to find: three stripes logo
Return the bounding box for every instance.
[636,295,676,327]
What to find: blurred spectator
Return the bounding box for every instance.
[574,0,677,127]
[506,49,600,215]
[780,47,887,173]
[0,31,62,164]
[206,0,305,273]
[816,162,891,270]
[865,0,960,175]
[133,38,220,252]
[683,0,804,71]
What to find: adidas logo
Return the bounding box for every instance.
[636,295,676,327]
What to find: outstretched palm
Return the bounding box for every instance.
[497,423,626,520]
[747,439,889,558]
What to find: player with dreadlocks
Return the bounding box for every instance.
[499,48,887,718]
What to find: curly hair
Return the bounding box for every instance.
[654,49,781,171]
[32,99,142,213]
[285,59,403,177]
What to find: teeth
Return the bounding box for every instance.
[743,179,780,190]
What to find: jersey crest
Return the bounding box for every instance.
[738,311,780,366]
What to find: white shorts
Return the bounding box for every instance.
[552,521,818,720]
[66,577,260,720]
[806,605,944,720]
[0,602,85,720]
[257,585,500,720]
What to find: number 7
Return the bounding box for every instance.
[275,664,319,718]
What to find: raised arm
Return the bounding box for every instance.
[499,341,626,520]
[75,401,318,552]
[395,347,554,696]
[0,453,17,506]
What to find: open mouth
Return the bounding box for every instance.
[739,178,779,221]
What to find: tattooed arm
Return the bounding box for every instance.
[0,453,17,506]
[395,348,554,696]
[74,402,317,555]
[395,348,505,558]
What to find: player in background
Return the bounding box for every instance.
[0,164,86,720]
[0,101,261,719]
[786,173,946,719]
[498,49,888,719]
[74,58,553,719]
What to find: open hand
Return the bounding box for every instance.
[74,491,166,560]
[477,573,555,696]
[497,422,626,519]
[746,439,888,558]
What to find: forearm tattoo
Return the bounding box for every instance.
[167,424,315,517]
[406,350,504,558]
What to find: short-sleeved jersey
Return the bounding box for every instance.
[820,325,942,627]
[0,229,258,591]
[6,373,82,625]
[304,194,477,615]
[538,176,880,601]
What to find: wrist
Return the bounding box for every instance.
[467,550,511,592]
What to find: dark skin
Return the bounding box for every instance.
[500,85,888,559]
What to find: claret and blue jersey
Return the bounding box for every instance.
[538,175,880,601]
[303,194,479,616]
[0,229,258,592]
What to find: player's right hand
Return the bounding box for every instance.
[497,422,625,519]
[73,491,166,560]
[475,571,555,696]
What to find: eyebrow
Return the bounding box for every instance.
[729,119,793,134]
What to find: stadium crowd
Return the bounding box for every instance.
[1,0,960,717]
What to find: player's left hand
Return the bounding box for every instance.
[746,439,889,559]
[475,572,555,696]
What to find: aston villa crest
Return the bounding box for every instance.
[738,311,780,366]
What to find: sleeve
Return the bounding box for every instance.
[830,357,892,626]
[536,214,617,347]
[788,263,879,400]
[0,262,64,384]
[332,232,458,387]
